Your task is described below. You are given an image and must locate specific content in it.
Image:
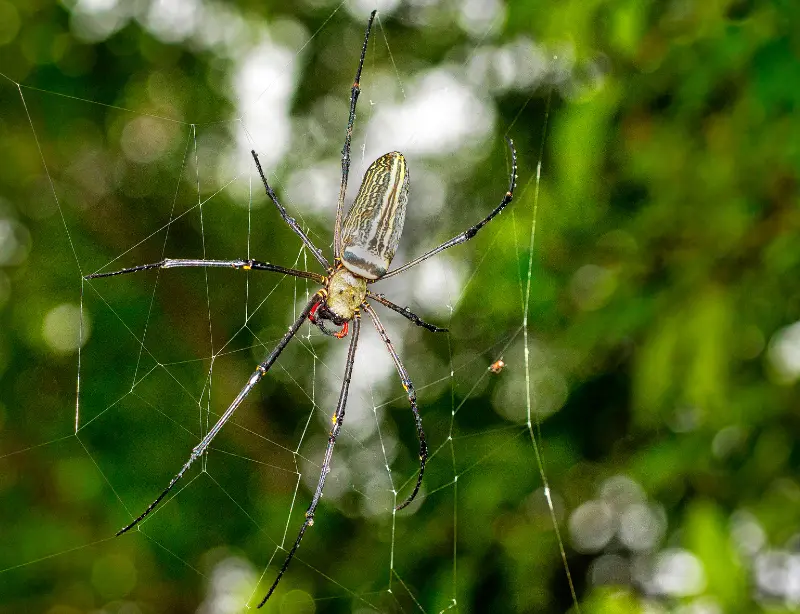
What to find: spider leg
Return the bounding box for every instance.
[366,291,448,333]
[258,313,362,607]
[251,151,330,270]
[84,258,325,282]
[333,10,377,259]
[379,137,517,281]
[362,304,427,510]
[115,292,323,536]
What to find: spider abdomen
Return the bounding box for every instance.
[340,152,409,280]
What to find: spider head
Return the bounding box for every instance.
[311,267,367,337]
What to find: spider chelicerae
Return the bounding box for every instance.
[85,11,517,606]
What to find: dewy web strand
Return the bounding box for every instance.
[518,88,581,611]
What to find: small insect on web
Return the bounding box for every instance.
[489,358,506,374]
[83,10,517,607]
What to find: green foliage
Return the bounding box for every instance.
[2,1,800,613]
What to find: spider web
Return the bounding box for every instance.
[0,2,583,612]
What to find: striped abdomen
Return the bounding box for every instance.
[341,152,409,280]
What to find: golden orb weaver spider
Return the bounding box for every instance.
[84,10,517,606]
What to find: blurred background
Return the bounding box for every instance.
[2,0,799,613]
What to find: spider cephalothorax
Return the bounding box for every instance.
[84,10,516,607]
[309,265,368,338]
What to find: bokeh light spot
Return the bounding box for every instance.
[42,303,90,354]
[280,589,315,614]
[0,1,21,46]
[54,457,103,503]
[569,499,615,553]
[650,549,706,597]
[570,264,616,311]
[768,320,800,383]
[198,555,257,614]
[0,217,31,266]
[120,116,176,164]
[91,553,137,600]
[618,502,665,551]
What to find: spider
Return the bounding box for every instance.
[489,358,506,374]
[85,11,516,607]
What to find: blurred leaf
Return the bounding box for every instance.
[685,499,746,608]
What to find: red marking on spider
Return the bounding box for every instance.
[308,301,322,323]
[308,302,349,339]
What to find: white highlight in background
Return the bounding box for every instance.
[42,304,91,354]
[768,320,800,383]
